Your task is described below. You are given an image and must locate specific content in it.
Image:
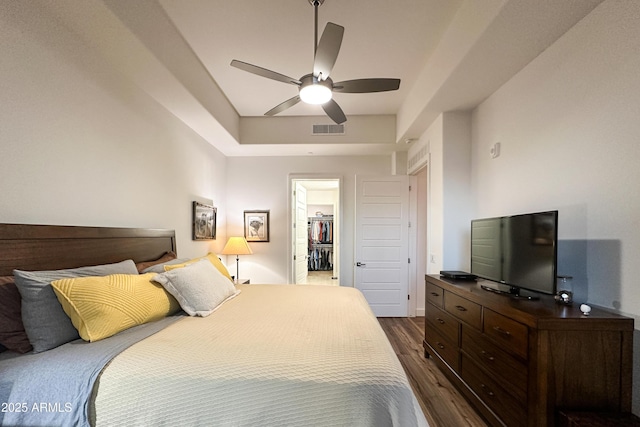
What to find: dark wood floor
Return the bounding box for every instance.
[379,317,488,427]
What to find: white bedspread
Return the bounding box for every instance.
[92,284,428,427]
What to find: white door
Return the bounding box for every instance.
[294,182,308,284]
[355,175,410,317]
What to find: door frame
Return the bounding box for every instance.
[287,174,343,284]
[408,174,418,316]
[294,182,308,284]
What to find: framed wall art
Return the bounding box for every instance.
[244,210,270,242]
[192,201,216,240]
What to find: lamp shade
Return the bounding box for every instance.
[221,237,253,256]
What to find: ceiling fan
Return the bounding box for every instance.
[230,0,401,125]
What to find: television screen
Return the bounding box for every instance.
[471,211,558,296]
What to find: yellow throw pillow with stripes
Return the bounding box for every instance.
[51,273,180,342]
[164,253,233,282]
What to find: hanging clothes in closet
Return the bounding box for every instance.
[308,246,333,271]
[308,216,333,271]
[309,218,333,244]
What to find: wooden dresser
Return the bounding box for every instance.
[423,274,634,427]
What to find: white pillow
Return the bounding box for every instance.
[152,259,239,317]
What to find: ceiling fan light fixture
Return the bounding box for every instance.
[299,74,332,105]
[300,84,332,104]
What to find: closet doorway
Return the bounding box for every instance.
[290,177,341,286]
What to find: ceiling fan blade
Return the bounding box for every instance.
[313,23,344,81]
[322,99,347,124]
[231,60,301,86]
[265,95,301,116]
[333,78,401,93]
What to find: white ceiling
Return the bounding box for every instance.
[46,0,604,156]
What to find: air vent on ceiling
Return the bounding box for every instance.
[312,124,345,135]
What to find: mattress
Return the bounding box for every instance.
[92,284,428,427]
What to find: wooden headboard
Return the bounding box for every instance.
[0,223,176,276]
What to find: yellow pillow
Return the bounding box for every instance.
[164,253,233,281]
[51,273,180,342]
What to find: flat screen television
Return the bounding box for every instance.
[471,210,558,299]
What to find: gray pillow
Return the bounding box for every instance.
[13,259,138,353]
[153,259,239,317]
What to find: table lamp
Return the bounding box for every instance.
[221,236,253,282]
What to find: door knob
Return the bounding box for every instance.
[356,262,366,267]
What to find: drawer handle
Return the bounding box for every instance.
[436,342,445,350]
[455,305,467,312]
[430,292,440,297]
[435,317,445,324]
[480,384,495,397]
[492,326,511,336]
[481,350,495,362]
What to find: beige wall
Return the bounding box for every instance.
[0,1,228,259]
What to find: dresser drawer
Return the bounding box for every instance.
[461,354,527,427]
[444,292,482,330]
[425,324,460,372]
[483,308,528,360]
[461,325,527,401]
[425,304,459,345]
[425,281,444,308]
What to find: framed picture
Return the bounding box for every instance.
[192,201,216,240]
[244,210,270,242]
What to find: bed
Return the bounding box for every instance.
[0,223,428,427]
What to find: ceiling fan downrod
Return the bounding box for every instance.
[309,0,325,56]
